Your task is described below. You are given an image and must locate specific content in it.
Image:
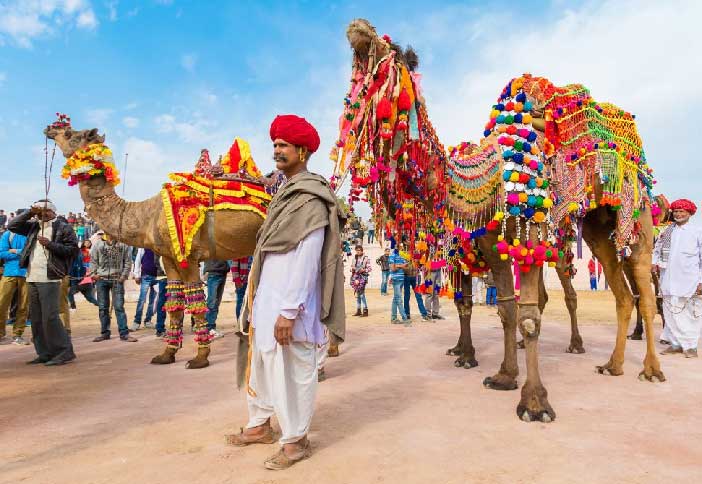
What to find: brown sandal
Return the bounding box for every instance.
[225,427,277,447]
[264,440,311,470]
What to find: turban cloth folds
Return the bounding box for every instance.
[670,199,697,215]
[269,114,320,153]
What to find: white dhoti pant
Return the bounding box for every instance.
[246,340,318,444]
[662,296,702,350]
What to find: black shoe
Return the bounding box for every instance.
[45,358,71,366]
[93,335,110,342]
[27,357,50,365]
[155,331,165,338]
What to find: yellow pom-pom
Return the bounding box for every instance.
[543,198,554,208]
[522,113,532,124]
[494,211,505,221]
[548,261,556,267]
[497,234,504,241]
[567,202,579,212]
[513,239,520,246]
[490,109,499,119]
[589,201,597,209]
[500,254,509,261]
[510,172,519,182]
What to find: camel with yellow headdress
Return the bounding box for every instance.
[333,19,664,422]
[46,116,270,369]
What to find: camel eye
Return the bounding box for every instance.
[65,128,73,139]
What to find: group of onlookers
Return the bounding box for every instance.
[0,202,250,364]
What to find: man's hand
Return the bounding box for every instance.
[37,236,50,247]
[652,265,660,276]
[696,283,702,296]
[92,274,101,281]
[8,248,17,254]
[274,314,295,346]
[135,277,141,285]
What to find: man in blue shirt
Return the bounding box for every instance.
[388,249,410,324]
[0,230,30,345]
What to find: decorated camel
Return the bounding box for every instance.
[333,19,664,422]
[45,117,270,369]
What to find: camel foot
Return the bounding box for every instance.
[596,361,624,376]
[446,345,462,356]
[517,340,525,350]
[150,347,177,365]
[327,343,340,358]
[483,373,518,391]
[638,355,666,383]
[565,343,586,354]
[627,332,643,341]
[517,382,555,423]
[185,347,211,369]
[453,354,478,369]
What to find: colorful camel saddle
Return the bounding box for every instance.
[161,138,271,267]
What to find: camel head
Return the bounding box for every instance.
[44,121,105,159]
[346,19,418,74]
[78,174,115,203]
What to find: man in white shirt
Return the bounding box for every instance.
[653,198,702,358]
[227,114,346,470]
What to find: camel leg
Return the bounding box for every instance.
[482,251,519,391]
[184,278,211,369]
[450,274,477,368]
[447,290,465,357]
[516,264,555,423]
[556,260,585,353]
[151,279,184,365]
[624,264,644,340]
[517,271,548,350]
[652,272,666,328]
[582,227,634,377]
[626,253,665,382]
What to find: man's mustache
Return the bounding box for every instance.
[274,154,288,163]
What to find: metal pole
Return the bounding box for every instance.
[122,153,129,196]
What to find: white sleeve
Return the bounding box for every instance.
[698,230,702,284]
[132,248,144,279]
[279,227,325,320]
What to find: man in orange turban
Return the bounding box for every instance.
[229,114,346,470]
[654,198,702,358]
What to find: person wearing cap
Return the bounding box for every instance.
[653,198,702,358]
[228,114,346,470]
[7,199,78,365]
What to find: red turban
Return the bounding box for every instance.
[670,198,697,215]
[269,114,320,153]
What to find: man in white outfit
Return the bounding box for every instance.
[653,198,702,358]
[228,114,346,470]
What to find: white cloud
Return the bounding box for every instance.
[106,0,118,21]
[122,116,139,128]
[0,0,99,47]
[181,53,197,72]
[76,9,97,29]
[85,107,113,126]
[154,113,217,143]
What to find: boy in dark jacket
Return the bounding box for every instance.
[8,200,79,366]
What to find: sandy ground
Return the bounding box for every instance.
[1,289,701,484]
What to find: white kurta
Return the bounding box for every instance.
[252,227,326,351]
[247,227,325,443]
[653,223,702,350]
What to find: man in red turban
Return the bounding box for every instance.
[228,114,346,470]
[653,198,702,358]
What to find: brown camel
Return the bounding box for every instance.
[45,124,264,369]
[339,19,663,422]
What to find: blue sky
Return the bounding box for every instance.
[1,0,700,218]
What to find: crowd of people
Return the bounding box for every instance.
[0,205,252,350]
